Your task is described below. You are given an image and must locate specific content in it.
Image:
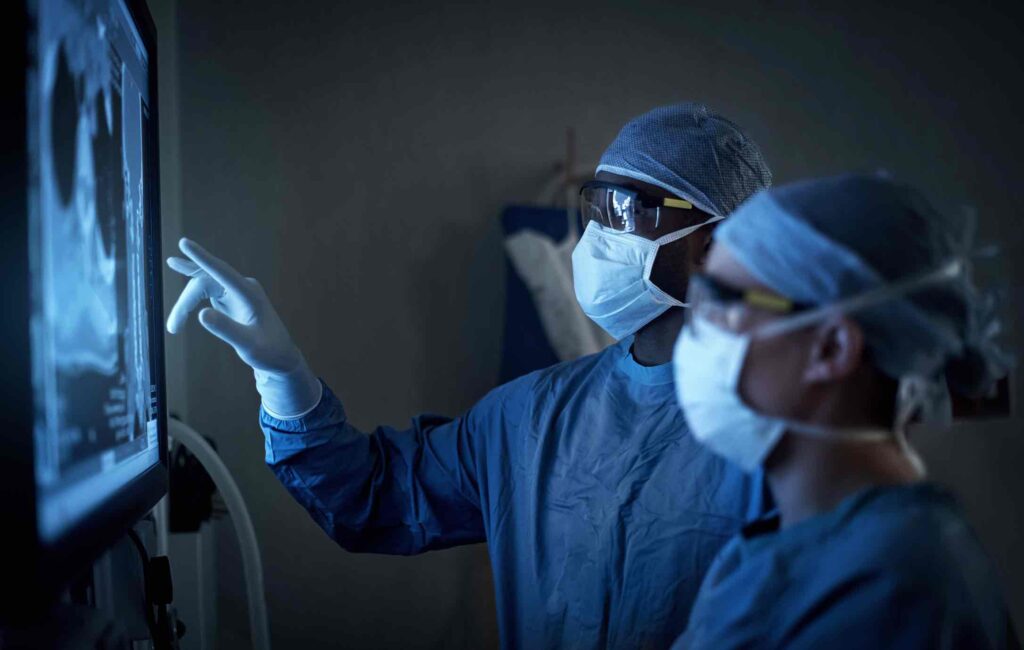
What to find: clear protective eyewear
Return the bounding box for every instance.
[687,258,965,340]
[686,272,815,335]
[579,180,697,237]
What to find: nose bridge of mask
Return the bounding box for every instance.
[580,222,656,264]
[573,223,657,302]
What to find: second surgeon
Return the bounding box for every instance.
[673,174,1016,648]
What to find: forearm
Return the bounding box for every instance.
[261,381,486,554]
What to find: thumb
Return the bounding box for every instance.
[198,307,254,350]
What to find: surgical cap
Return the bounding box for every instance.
[597,103,772,218]
[715,173,1008,397]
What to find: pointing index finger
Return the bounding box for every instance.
[167,256,202,277]
[178,238,254,299]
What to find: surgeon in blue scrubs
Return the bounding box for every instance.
[672,174,1018,649]
[165,103,773,648]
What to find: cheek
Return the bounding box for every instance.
[649,238,702,300]
[738,335,806,418]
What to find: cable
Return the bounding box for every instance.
[125,528,149,564]
[168,418,271,650]
[125,528,160,643]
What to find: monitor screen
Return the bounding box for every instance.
[28,0,162,543]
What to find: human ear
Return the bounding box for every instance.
[802,315,865,383]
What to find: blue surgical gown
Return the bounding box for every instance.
[676,483,1019,649]
[261,337,768,648]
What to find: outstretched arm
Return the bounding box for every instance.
[262,382,489,554]
[166,238,504,554]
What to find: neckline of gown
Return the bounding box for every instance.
[614,336,675,386]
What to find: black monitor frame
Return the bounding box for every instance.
[0,0,168,618]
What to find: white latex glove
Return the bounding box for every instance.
[165,238,321,419]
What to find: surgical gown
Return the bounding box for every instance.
[261,336,768,649]
[675,483,1019,649]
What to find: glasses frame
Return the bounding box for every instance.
[579,180,695,234]
[689,272,815,315]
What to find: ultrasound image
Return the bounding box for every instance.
[31,0,154,485]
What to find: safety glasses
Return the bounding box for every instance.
[686,273,814,334]
[579,180,696,236]
[687,257,963,338]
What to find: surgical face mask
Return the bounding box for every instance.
[673,316,787,472]
[674,259,963,473]
[572,217,722,340]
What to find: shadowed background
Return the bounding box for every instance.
[147,1,1023,647]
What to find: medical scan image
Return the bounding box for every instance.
[29,0,159,541]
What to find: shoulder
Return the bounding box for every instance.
[836,486,991,586]
[681,533,782,647]
[687,487,1010,649]
[536,337,626,381]
[467,341,624,421]
[489,340,624,402]
[777,486,1010,647]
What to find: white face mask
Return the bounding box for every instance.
[572,217,722,340]
[673,259,963,473]
[673,316,787,472]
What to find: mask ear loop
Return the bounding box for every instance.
[894,376,929,477]
[644,215,725,308]
[783,420,893,443]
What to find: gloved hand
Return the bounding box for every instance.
[165,238,322,419]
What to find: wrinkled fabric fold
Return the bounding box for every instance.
[261,338,768,648]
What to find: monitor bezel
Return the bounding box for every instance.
[0,0,168,618]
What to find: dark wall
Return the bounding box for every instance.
[171,1,1024,647]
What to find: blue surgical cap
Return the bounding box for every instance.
[715,173,1008,397]
[597,103,772,218]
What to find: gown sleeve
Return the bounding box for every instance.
[260,378,525,555]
